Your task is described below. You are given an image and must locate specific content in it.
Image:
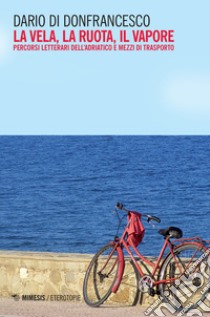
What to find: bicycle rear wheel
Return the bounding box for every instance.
[83,243,120,307]
[158,243,210,314]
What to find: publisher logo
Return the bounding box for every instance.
[12,294,81,302]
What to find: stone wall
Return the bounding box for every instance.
[0,250,158,306]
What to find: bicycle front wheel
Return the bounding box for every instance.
[158,243,210,313]
[83,243,120,307]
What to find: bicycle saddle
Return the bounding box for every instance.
[159,226,183,239]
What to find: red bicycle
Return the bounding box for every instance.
[83,203,210,312]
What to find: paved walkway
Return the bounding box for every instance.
[0,297,165,317]
[0,298,209,317]
[0,298,144,317]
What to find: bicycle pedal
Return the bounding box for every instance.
[148,288,156,297]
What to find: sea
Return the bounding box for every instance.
[0,136,210,256]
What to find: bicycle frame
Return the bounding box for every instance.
[111,213,205,293]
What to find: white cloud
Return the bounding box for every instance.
[163,73,210,113]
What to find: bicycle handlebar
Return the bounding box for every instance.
[115,202,161,223]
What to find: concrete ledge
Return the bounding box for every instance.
[0,250,157,306]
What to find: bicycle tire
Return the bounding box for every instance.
[83,243,121,307]
[158,243,210,314]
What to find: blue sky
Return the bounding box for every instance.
[0,0,210,134]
